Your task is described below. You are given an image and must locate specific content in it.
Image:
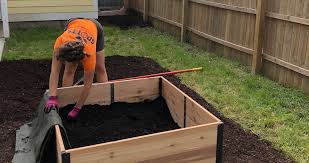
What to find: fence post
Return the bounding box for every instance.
[124,0,129,10]
[252,0,266,74]
[181,0,189,42]
[143,0,149,23]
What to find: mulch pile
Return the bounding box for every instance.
[0,56,295,163]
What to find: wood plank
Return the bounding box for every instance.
[67,123,219,163]
[8,6,95,14]
[301,13,309,92]
[264,17,277,82]
[139,147,216,163]
[114,77,159,103]
[228,5,241,62]
[266,12,309,26]
[292,1,305,87]
[278,0,291,84]
[188,27,254,55]
[223,0,233,58]
[186,97,220,127]
[181,0,189,42]
[244,0,253,65]
[177,0,183,23]
[8,0,93,8]
[143,0,149,22]
[207,3,215,52]
[8,12,98,22]
[238,0,247,65]
[301,37,309,92]
[252,0,266,74]
[273,0,288,83]
[285,0,298,85]
[190,0,255,14]
[55,125,66,163]
[190,0,309,27]
[151,14,182,28]
[211,3,222,54]
[263,54,309,77]
[141,0,145,13]
[262,12,271,78]
[246,13,255,65]
[56,82,111,107]
[161,78,220,127]
[162,78,185,127]
[167,0,172,22]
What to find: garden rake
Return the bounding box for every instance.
[74,67,203,86]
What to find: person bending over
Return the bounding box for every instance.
[44,18,108,119]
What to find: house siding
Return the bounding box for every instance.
[7,0,98,22]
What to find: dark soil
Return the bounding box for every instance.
[0,56,295,163]
[59,97,180,148]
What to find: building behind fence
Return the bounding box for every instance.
[99,0,124,9]
[129,0,309,94]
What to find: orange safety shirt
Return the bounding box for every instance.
[54,19,97,71]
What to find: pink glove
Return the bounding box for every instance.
[67,106,81,120]
[44,96,59,113]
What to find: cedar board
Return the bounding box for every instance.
[53,77,223,163]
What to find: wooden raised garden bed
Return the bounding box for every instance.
[54,77,223,163]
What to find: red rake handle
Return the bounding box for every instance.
[74,67,202,85]
[111,67,203,82]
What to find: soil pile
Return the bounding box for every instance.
[0,56,294,162]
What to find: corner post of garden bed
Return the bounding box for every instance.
[61,152,70,163]
[159,77,162,96]
[110,82,115,103]
[55,125,71,163]
[216,122,224,163]
[183,95,187,127]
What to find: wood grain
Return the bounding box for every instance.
[114,77,159,103]
[252,0,266,74]
[55,125,66,163]
[129,0,309,94]
[67,123,219,163]
[162,78,185,127]
[56,83,111,107]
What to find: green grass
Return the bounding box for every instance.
[3,27,63,60]
[3,26,309,163]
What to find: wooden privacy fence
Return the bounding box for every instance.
[129,0,309,94]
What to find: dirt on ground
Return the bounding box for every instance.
[60,97,179,149]
[0,56,295,163]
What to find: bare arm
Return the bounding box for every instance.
[49,51,62,96]
[75,70,94,108]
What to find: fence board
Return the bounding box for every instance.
[129,0,309,94]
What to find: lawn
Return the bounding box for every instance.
[3,26,309,163]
